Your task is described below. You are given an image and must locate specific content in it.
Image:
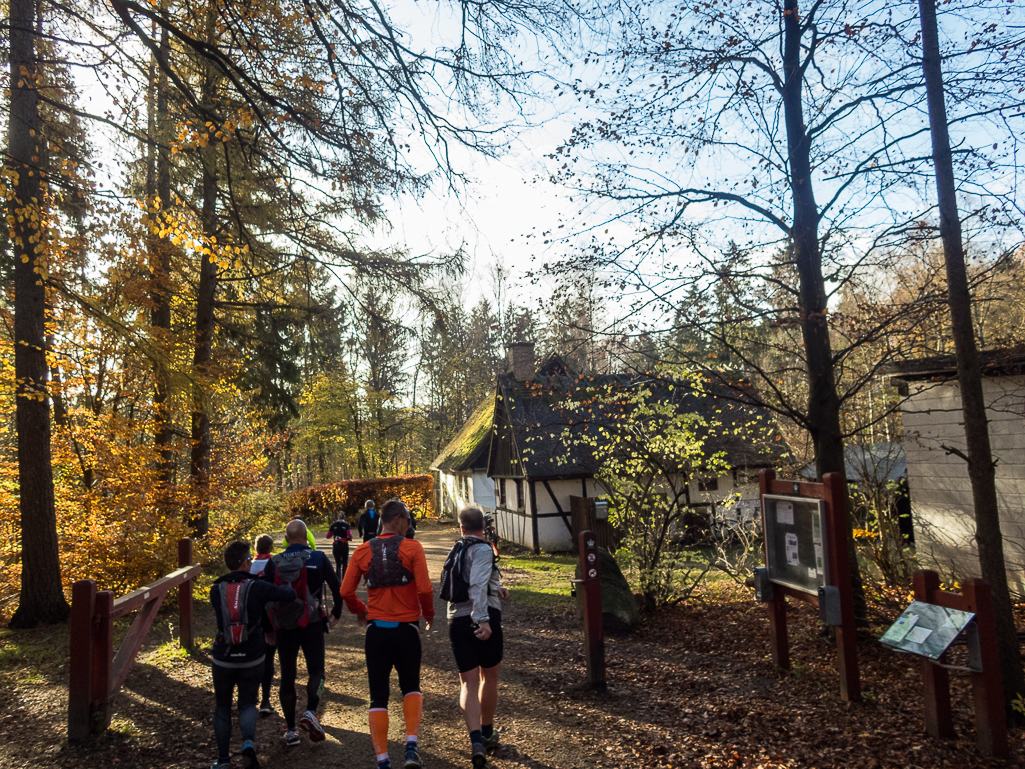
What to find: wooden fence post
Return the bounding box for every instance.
[962,579,1007,758]
[93,590,115,733]
[68,580,96,742]
[914,570,954,740]
[178,538,194,651]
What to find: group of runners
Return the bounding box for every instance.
[209,501,506,769]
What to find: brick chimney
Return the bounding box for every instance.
[508,343,536,382]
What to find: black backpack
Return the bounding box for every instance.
[217,580,253,645]
[267,549,323,630]
[439,539,497,604]
[365,536,414,588]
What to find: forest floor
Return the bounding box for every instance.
[1,520,1024,769]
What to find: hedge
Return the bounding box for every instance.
[286,474,435,524]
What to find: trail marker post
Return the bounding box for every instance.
[574,529,606,690]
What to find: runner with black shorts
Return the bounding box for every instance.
[340,499,434,769]
[445,507,509,768]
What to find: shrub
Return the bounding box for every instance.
[286,474,435,524]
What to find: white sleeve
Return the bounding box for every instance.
[467,545,493,623]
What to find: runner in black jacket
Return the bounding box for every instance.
[327,515,352,581]
[262,519,344,747]
[209,541,296,769]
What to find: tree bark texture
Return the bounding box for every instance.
[782,0,866,620]
[7,0,71,627]
[149,18,175,487]
[918,0,1024,714]
[189,161,217,538]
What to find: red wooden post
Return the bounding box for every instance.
[578,530,606,689]
[824,472,860,702]
[914,570,955,740]
[93,590,115,733]
[961,579,1007,758]
[68,580,96,742]
[178,538,194,651]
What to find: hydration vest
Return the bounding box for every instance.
[217,580,253,645]
[365,536,414,589]
[439,539,498,604]
[267,549,322,629]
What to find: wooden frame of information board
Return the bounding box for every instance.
[759,469,860,702]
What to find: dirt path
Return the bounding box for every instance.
[248,522,588,769]
[0,522,593,769]
[5,524,1022,769]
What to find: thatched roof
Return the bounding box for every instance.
[488,359,789,480]
[430,392,495,472]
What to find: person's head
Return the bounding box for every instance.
[224,541,252,571]
[365,499,375,511]
[254,534,274,555]
[285,518,308,545]
[459,506,485,535]
[380,498,410,533]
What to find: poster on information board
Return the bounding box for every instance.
[762,494,829,595]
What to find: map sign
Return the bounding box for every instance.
[879,601,976,661]
[762,494,829,595]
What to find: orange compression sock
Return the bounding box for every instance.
[369,708,389,761]
[403,692,423,741]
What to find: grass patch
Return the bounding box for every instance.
[501,553,577,613]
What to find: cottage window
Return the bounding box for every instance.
[498,479,507,507]
[514,478,524,511]
[698,477,719,492]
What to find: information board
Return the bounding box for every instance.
[762,494,828,595]
[879,601,975,661]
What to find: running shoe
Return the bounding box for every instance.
[471,741,487,768]
[283,728,301,747]
[211,761,231,769]
[242,741,260,769]
[482,728,500,751]
[299,709,326,742]
[403,742,422,768]
[258,701,274,718]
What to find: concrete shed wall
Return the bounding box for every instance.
[901,375,1025,592]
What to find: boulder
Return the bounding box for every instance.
[575,547,640,633]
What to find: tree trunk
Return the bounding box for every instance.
[189,3,219,538]
[189,162,217,537]
[782,0,866,621]
[918,0,1024,715]
[149,14,174,487]
[7,0,70,627]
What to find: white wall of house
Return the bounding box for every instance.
[900,375,1025,593]
[492,477,605,552]
[438,470,495,517]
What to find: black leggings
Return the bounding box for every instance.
[332,542,349,582]
[277,622,326,728]
[213,662,261,759]
[260,644,275,705]
[366,622,421,709]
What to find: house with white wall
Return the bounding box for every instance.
[437,343,787,553]
[431,395,496,516]
[886,349,1025,592]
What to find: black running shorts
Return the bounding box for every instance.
[449,608,503,673]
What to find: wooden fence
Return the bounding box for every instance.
[68,538,202,742]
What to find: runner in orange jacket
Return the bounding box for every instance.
[340,498,434,769]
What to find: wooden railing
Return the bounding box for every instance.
[68,538,202,742]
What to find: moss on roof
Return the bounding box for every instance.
[430,391,495,472]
